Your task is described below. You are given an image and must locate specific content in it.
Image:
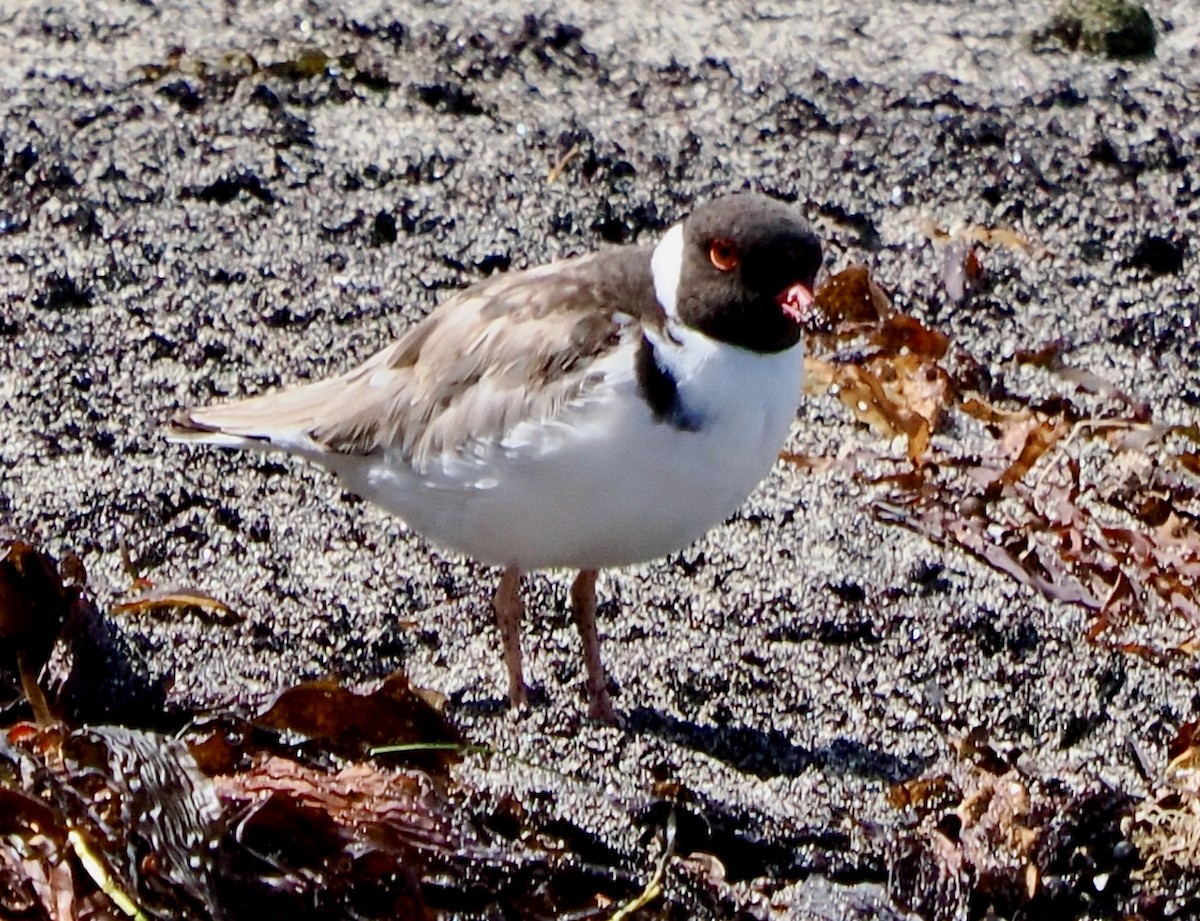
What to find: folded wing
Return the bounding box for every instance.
[167,247,662,471]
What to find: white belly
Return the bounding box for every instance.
[337,335,803,570]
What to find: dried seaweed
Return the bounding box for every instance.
[2,722,223,919]
[805,266,954,461]
[1122,720,1200,903]
[800,262,1200,913]
[0,540,697,919]
[800,265,1200,658]
[889,732,1137,919]
[1,538,80,723]
[253,673,463,770]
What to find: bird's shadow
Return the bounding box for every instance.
[625,706,931,782]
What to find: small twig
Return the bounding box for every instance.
[17,652,54,727]
[370,741,492,757]
[1032,418,1157,492]
[118,537,139,582]
[610,805,677,920]
[68,828,150,921]
[548,143,581,183]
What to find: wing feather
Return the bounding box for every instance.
[168,246,663,470]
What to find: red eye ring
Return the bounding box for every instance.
[709,238,739,272]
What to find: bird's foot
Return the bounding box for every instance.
[506,680,531,718]
[586,688,619,725]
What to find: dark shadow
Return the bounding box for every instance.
[55,590,172,728]
[446,682,550,719]
[626,707,932,782]
[633,795,880,887]
[626,706,811,778]
[811,737,934,784]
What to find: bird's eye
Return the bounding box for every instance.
[709,238,739,272]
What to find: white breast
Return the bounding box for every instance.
[341,327,803,570]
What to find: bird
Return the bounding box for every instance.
[168,191,824,722]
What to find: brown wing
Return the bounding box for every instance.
[171,246,663,469]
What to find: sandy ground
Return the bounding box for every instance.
[2,0,1199,917]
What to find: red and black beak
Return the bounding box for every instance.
[776,281,814,325]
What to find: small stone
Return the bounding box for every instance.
[1033,0,1156,59]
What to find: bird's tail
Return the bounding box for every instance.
[165,380,341,454]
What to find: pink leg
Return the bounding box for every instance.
[570,569,616,722]
[493,566,529,710]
